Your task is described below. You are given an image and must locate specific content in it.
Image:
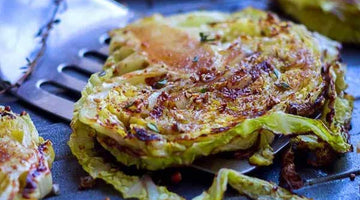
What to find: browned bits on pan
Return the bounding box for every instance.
[279,148,303,190]
[79,176,96,190]
[350,173,356,181]
[356,142,360,153]
[171,171,182,184]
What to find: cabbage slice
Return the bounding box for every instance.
[0,106,54,200]
[69,8,352,200]
[277,0,360,43]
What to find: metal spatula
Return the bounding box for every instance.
[13,0,288,174]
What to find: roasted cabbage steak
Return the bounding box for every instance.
[69,8,352,200]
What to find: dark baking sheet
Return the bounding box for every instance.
[1,0,360,199]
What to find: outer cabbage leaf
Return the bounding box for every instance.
[70,118,308,200]
[249,130,275,166]
[290,61,353,166]
[193,168,308,200]
[69,118,184,200]
[95,110,350,171]
[232,111,351,153]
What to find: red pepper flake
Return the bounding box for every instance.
[4,106,11,112]
[272,185,278,191]
[141,42,149,48]
[79,176,96,190]
[171,171,182,184]
[20,111,27,116]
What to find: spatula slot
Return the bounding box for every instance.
[99,33,111,45]
[103,37,111,45]
[61,65,91,81]
[40,81,81,102]
[80,49,108,63]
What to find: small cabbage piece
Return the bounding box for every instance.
[248,130,275,166]
[194,168,308,200]
[0,106,55,200]
[277,0,360,43]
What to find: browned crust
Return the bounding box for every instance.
[279,147,303,191]
[22,141,52,198]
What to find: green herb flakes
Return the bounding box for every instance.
[155,79,167,89]
[199,32,215,42]
[147,123,159,133]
